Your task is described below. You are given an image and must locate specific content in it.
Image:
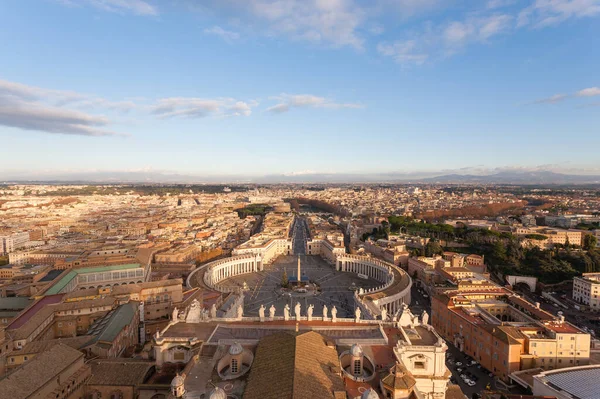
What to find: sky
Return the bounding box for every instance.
[0,0,599,181]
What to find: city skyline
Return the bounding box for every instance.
[1,0,599,177]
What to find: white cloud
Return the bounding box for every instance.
[0,79,125,137]
[151,97,255,118]
[443,14,513,46]
[576,87,600,97]
[518,0,600,28]
[185,0,441,49]
[378,13,512,65]
[527,86,600,105]
[376,41,428,65]
[531,93,568,104]
[266,93,363,113]
[203,26,241,43]
[486,0,517,9]
[58,0,158,16]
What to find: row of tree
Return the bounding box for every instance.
[366,216,600,284]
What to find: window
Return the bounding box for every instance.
[354,360,361,376]
[414,361,425,369]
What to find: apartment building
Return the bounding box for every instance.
[0,232,30,255]
[431,290,590,382]
[573,273,600,309]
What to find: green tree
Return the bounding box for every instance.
[584,234,598,251]
[281,269,289,288]
[425,240,443,257]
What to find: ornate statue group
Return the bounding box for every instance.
[253,302,342,322]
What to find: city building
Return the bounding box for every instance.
[573,273,600,310]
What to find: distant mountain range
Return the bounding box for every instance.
[2,170,600,185]
[418,171,600,185]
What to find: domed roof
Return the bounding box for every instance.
[171,373,185,388]
[229,342,243,355]
[208,386,227,399]
[361,388,379,399]
[350,343,363,357]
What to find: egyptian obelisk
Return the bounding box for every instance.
[297,256,301,282]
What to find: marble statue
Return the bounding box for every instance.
[172,307,179,321]
[323,304,329,321]
[359,287,364,295]
[210,303,217,319]
[295,302,301,320]
[284,304,290,321]
[259,304,265,320]
[185,299,202,323]
[381,307,387,321]
[355,307,361,322]
[307,304,314,321]
[236,304,243,319]
[269,304,276,320]
[331,306,338,322]
[422,310,429,325]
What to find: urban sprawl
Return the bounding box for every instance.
[1,184,600,399]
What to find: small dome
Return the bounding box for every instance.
[208,386,227,399]
[171,373,185,388]
[229,342,243,355]
[350,343,363,357]
[361,388,379,399]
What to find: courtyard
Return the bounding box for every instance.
[221,255,381,318]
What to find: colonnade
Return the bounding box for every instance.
[203,254,262,290]
[337,255,392,283]
[337,254,412,317]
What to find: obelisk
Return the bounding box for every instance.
[297,256,301,282]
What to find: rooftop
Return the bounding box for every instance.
[535,365,600,399]
[0,344,84,399]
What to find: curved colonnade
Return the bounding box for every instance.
[187,252,411,319]
[336,254,412,316]
[199,254,263,292]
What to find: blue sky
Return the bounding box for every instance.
[0,0,599,180]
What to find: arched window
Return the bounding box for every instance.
[353,359,361,376]
[231,358,239,373]
[109,390,123,399]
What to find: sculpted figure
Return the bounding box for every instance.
[323,304,329,320]
[284,304,290,320]
[331,306,338,322]
[295,302,302,320]
[210,303,217,319]
[422,310,429,325]
[381,307,387,321]
[269,304,276,319]
[259,304,265,320]
[307,304,314,321]
[355,307,361,322]
[172,307,179,321]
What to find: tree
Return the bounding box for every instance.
[281,269,289,288]
[425,240,442,257]
[584,234,598,251]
